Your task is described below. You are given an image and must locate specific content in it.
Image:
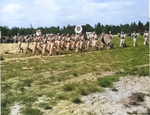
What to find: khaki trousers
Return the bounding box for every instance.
[144,37,148,45]
[133,38,137,46]
[49,43,54,55]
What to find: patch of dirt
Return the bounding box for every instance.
[0,43,18,54]
[1,55,66,63]
[42,71,115,90]
[47,76,150,115]
[22,67,33,69]
[10,102,23,115]
[136,64,149,68]
[64,71,115,84]
[40,70,69,79]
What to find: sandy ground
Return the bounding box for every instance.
[10,76,150,115]
[3,43,149,114]
[0,43,32,54]
[46,76,150,115]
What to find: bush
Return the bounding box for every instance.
[97,75,120,88]
[137,66,149,76]
[72,97,81,104]
[78,87,89,95]
[63,83,78,91]
[56,93,68,100]
[44,105,52,110]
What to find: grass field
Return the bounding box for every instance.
[1,36,149,115]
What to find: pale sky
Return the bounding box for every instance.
[0,0,149,29]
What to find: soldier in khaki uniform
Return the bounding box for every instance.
[24,35,31,53]
[55,33,61,55]
[109,31,113,44]
[42,35,48,55]
[119,31,126,47]
[93,32,98,50]
[66,34,71,51]
[132,31,137,46]
[86,33,91,49]
[79,33,85,51]
[75,33,80,53]
[37,35,43,54]
[71,34,76,50]
[32,35,38,54]
[49,34,55,56]
[143,30,149,45]
[17,35,23,53]
[60,34,65,49]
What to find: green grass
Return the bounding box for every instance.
[1,36,149,114]
[97,75,120,88]
[22,107,43,115]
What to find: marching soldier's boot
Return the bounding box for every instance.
[96,47,98,50]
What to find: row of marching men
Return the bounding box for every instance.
[118,30,149,47]
[17,32,99,56]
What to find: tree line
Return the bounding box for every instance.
[0,21,149,37]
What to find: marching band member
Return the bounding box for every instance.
[60,34,65,49]
[71,34,76,49]
[17,35,23,53]
[75,33,80,53]
[32,35,38,54]
[109,31,113,41]
[49,34,55,56]
[42,35,48,55]
[143,30,149,45]
[86,33,90,49]
[89,33,93,47]
[66,34,71,51]
[94,32,98,50]
[24,35,31,53]
[101,33,105,48]
[119,31,126,47]
[37,35,43,54]
[132,31,137,46]
[53,33,61,55]
[79,33,84,51]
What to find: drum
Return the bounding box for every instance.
[103,34,111,44]
[75,25,82,33]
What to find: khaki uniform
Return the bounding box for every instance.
[94,34,98,49]
[24,36,31,53]
[49,36,55,56]
[75,34,80,53]
[143,32,149,45]
[17,36,23,53]
[132,33,137,46]
[66,36,70,51]
[42,36,48,55]
[86,34,90,49]
[120,33,125,47]
[32,36,38,54]
[71,35,75,49]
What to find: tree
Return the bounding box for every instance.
[95,22,102,35]
[144,21,149,31]
[137,21,143,33]
[0,26,10,36]
[130,22,138,33]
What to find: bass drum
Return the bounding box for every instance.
[103,34,111,44]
